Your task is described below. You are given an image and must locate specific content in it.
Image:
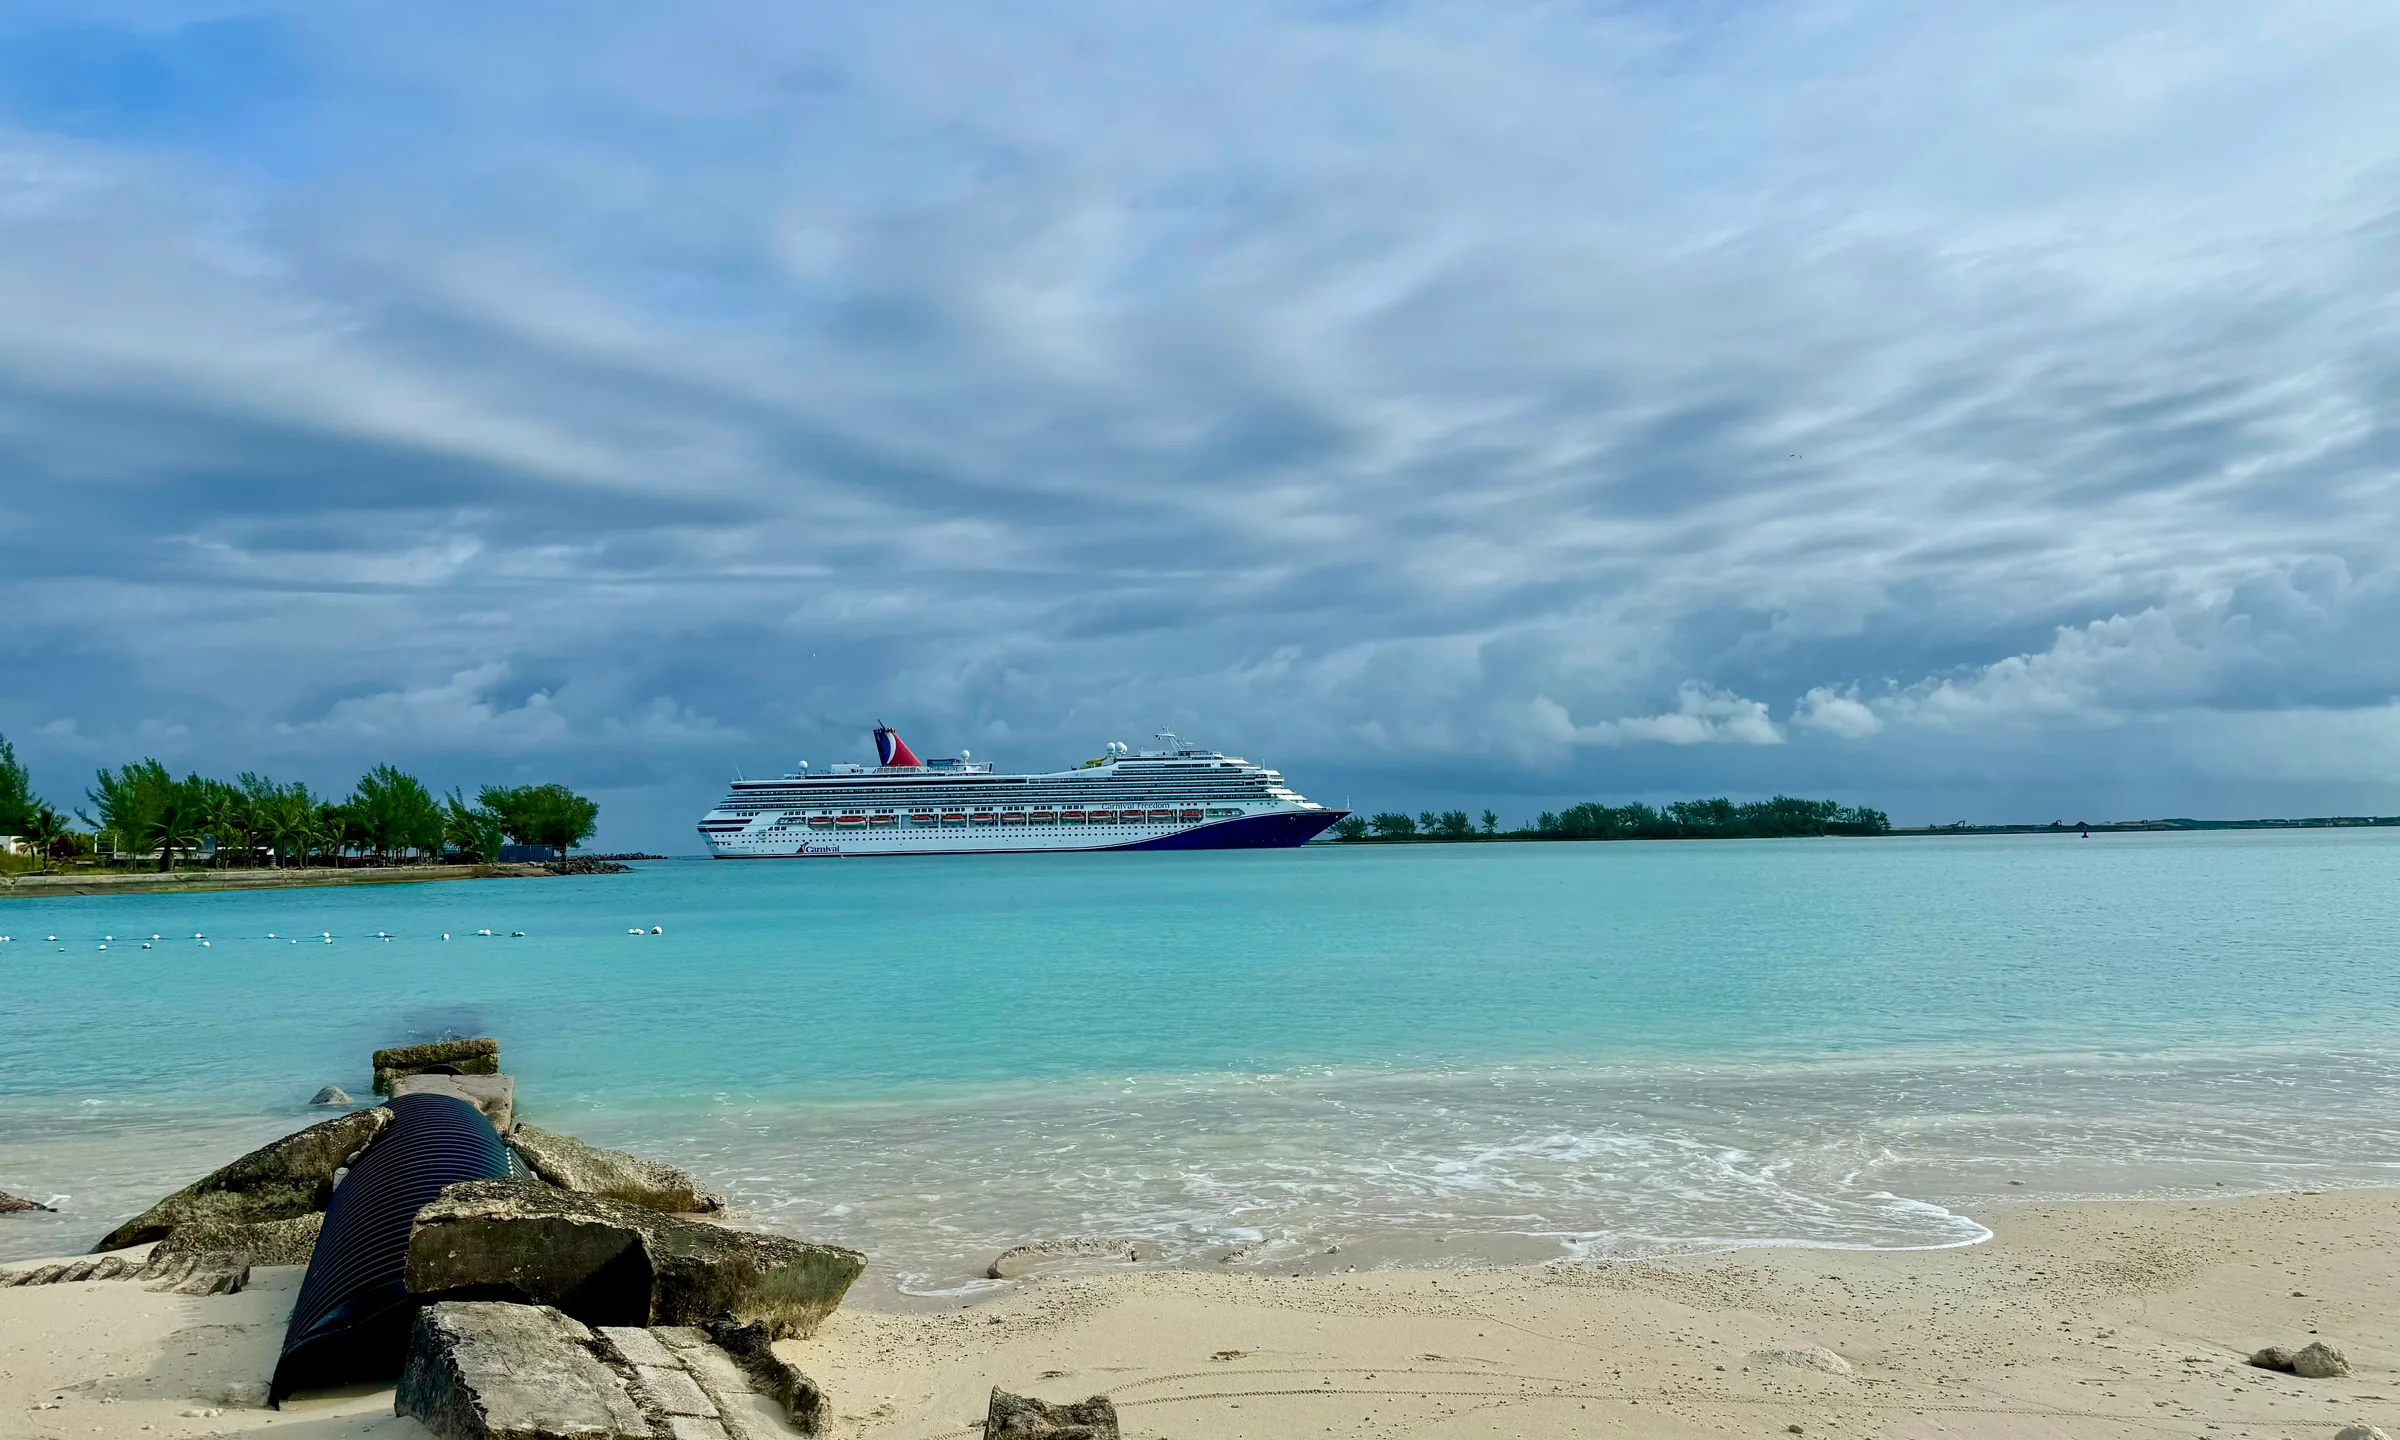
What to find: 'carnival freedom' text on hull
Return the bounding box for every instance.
[697,729,1348,857]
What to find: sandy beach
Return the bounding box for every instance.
[6,1186,2395,1439]
[0,864,562,900]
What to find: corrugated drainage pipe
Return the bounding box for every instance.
[269,1091,516,1404]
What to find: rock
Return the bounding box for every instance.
[312,1086,354,1106]
[393,1073,516,1132]
[1746,1346,1854,1377]
[2293,1341,2351,1378]
[2250,1345,2296,1371]
[697,1320,827,1434]
[986,1239,1158,1280]
[138,1213,323,1279]
[396,1301,823,1440]
[986,1388,1120,1439]
[406,1180,865,1339]
[508,1124,726,1214]
[373,1038,501,1096]
[1,1189,56,1214]
[92,1107,391,1251]
[0,1255,140,1286]
[2335,1426,2391,1440]
[147,1254,250,1296]
[396,1301,650,1440]
[216,1379,271,1409]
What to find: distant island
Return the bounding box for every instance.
[1330,799,2400,844]
[1333,796,1891,842]
[1890,815,2400,836]
[0,732,612,894]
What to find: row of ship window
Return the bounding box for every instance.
[766,806,1246,829]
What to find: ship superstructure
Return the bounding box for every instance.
[698,729,1346,857]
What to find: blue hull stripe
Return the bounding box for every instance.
[705,809,1349,857]
[1108,809,1348,851]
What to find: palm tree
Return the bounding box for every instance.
[21,803,66,874]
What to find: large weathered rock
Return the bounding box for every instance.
[396,1301,819,1440]
[2293,1341,2351,1378]
[2250,1345,2297,1371]
[312,1086,354,1106]
[1,1189,55,1214]
[138,1213,324,1277]
[93,1107,390,1251]
[508,1125,725,1215]
[986,1389,1119,1439]
[395,1073,516,1132]
[374,1038,501,1096]
[407,1181,864,1339]
[397,1301,650,1440]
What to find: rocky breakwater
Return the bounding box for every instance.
[406,1180,862,1339]
[398,1302,828,1440]
[11,1033,867,1436]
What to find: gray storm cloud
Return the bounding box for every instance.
[1,0,2396,842]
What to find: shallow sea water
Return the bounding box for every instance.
[4,830,2398,1296]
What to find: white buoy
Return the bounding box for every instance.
[151,934,161,940]
[650,926,662,935]
[267,932,276,938]
[628,927,642,935]
[142,942,152,949]
[201,941,210,947]
[443,933,451,941]
[98,943,107,950]
[512,931,525,937]
[47,935,57,941]
[104,935,113,941]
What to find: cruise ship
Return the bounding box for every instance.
[698,728,1347,857]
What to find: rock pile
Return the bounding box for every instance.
[42,1032,874,1435]
[1,1189,56,1214]
[2250,1341,2351,1378]
[373,1037,503,1095]
[407,1180,863,1338]
[398,1301,822,1439]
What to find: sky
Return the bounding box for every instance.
[3,0,2398,849]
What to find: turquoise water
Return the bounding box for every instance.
[5,830,2399,1294]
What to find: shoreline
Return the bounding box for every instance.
[0,861,564,900]
[5,1186,2395,1437]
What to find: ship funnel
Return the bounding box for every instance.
[874,725,923,768]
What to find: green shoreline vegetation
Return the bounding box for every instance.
[0,732,599,879]
[1332,795,1892,843]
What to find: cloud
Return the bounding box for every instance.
[1533,685,1784,751]
[1793,687,1884,740]
[277,664,571,749]
[1,0,2398,838]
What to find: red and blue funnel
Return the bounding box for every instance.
[873,725,922,768]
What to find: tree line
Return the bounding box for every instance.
[0,734,598,873]
[1332,795,1891,842]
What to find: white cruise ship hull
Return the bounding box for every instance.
[697,730,1345,858]
[703,806,1343,858]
